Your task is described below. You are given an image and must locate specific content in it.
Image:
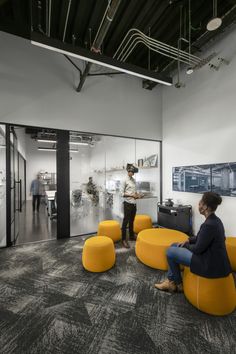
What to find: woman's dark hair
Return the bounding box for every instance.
[201,192,222,212]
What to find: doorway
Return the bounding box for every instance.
[7,125,57,245]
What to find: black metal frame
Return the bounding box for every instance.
[56,130,70,239]
[6,125,12,246]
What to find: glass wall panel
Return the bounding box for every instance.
[135,140,160,223]
[70,133,106,236]
[104,136,135,222]
[0,125,6,247]
[70,132,160,236]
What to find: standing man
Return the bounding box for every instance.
[30,174,43,212]
[121,164,141,248]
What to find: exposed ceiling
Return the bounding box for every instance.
[1,0,236,90]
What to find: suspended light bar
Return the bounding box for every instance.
[31,32,172,86]
[38,147,78,153]
[37,139,89,146]
[37,139,57,143]
[69,141,89,146]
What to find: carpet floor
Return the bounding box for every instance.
[0,237,235,354]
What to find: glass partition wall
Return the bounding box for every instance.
[0,125,6,247]
[70,132,160,236]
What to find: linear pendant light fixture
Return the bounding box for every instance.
[31,32,172,86]
[37,139,89,146]
[38,147,78,153]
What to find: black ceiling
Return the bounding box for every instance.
[1,0,236,79]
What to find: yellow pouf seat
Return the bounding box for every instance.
[82,236,115,272]
[183,267,236,316]
[97,220,121,242]
[133,214,152,234]
[226,237,236,271]
[135,228,188,270]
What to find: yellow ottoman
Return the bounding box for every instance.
[135,228,188,270]
[183,267,236,316]
[226,237,236,271]
[82,236,115,272]
[134,214,152,234]
[97,220,121,242]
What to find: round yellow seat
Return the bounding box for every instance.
[183,267,236,316]
[82,236,115,272]
[97,220,121,242]
[133,214,152,234]
[135,228,188,270]
[226,237,236,271]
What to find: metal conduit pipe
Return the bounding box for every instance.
[77,0,121,92]
[120,37,198,65]
[114,28,200,63]
[119,32,199,63]
[161,3,236,75]
[119,34,200,64]
[63,0,72,42]
[113,28,199,61]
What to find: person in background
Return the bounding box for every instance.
[30,174,43,212]
[121,164,142,248]
[86,177,99,206]
[155,192,232,292]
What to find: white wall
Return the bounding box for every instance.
[162,26,236,235]
[0,31,162,141]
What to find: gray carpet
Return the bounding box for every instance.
[0,237,235,354]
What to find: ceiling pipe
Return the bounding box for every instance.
[76,0,121,92]
[63,0,72,42]
[114,28,201,65]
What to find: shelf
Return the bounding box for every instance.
[94,166,158,173]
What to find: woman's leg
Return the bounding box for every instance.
[166,245,192,284]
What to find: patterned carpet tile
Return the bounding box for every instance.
[0,238,235,354]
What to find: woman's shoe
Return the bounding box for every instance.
[154,279,177,292]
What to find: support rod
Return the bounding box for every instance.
[76,0,121,92]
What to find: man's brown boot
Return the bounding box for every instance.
[154,279,177,292]
[122,240,130,249]
[176,283,183,293]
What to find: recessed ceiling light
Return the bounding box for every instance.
[207,17,222,31]
[186,67,194,75]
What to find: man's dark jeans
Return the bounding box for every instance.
[122,201,136,240]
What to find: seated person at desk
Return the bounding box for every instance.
[155,192,231,293]
[86,177,99,206]
[30,174,43,212]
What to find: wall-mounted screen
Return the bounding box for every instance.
[173,162,236,197]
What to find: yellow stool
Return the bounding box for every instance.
[183,267,236,316]
[226,237,236,271]
[97,220,121,242]
[82,236,115,272]
[135,228,188,270]
[133,214,152,234]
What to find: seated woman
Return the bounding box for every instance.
[155,192,232,293]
